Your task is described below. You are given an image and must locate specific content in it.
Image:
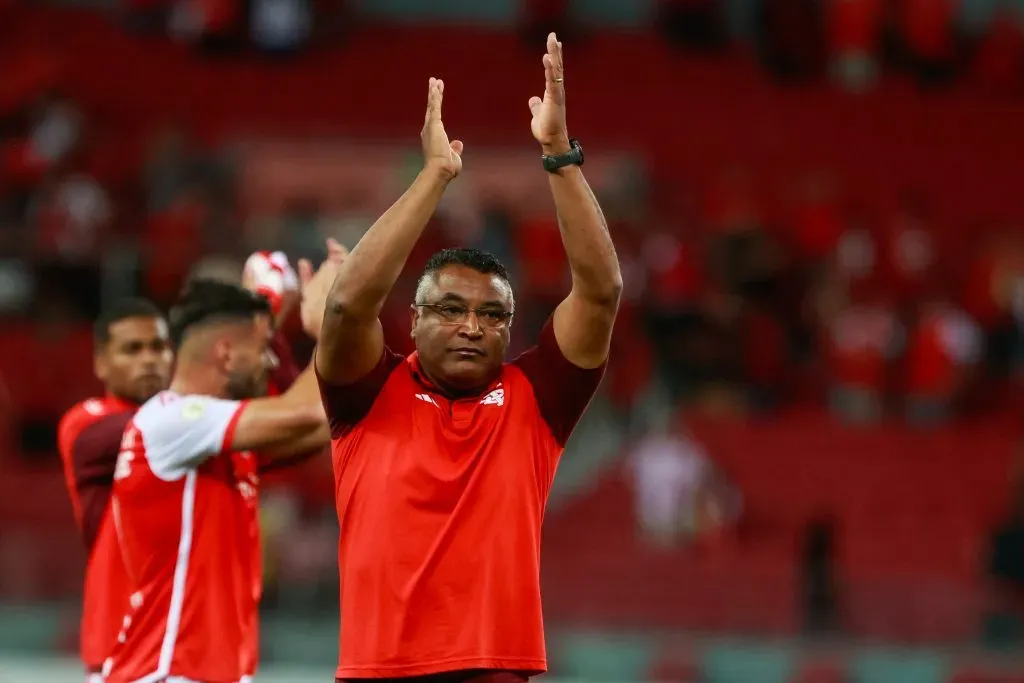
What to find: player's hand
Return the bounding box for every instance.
[528,32,571,155]
[422,77,463,180]
[298,238,348,341]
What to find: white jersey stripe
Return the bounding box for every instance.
[132,470,198,683]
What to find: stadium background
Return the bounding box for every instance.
[3,0,1024,681]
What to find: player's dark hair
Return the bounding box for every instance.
[169,279,271,346]
[417,248,510,291]
[94,298,166,345]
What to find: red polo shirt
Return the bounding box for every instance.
[318,319,604,680]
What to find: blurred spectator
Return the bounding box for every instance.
[884,192,938,311]
[626,422,741,548]
[143,183,209,305]
[903,295,982,427]
[144,122,201,213]
[29,170,112,264]
[898,0,958,87]
[964,231,1023,384]
[801,514,841,636]
[827,0,884,91]
[985,460,1024,647]
[969,5,1024,94]
[251,0,312,55]
[824,290,903,424]
[169,0,245,52]
[792,170,845,266]
[741,307,789,411]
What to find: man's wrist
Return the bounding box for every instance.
[421,160,457,184]
[541,135,572,156]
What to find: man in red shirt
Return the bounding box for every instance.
[315,34,621,682]
[58,297,174,683]
[103,250,341,683]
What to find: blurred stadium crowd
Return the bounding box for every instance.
[3,0,1024,681]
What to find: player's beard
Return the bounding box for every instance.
[225,368,268,400]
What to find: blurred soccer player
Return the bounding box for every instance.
[103,252,340,683]
[57,298,173,683]
[316,34,621,682]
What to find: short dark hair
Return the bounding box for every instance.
[417,248,510,293]
[169,279,271,346]
[94,298,166,345]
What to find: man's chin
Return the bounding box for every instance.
[133,380,168,404]
[441,362,498,394]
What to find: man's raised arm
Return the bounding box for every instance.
[529,33,622,370]
[316,78,464,385]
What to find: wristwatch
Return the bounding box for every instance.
[542,138,584,173]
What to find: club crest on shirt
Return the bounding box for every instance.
[479,386,505,407]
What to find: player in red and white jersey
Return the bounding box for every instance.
[105,251,340,683]
[186,248,330,679]
[57,298,174,683]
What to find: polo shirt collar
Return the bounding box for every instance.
[406,352,504,399]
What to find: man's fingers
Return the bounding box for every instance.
[547,32,563,76]
[528,96,542,116]
[297,259,313,286]
[326,237,348,262]
[450,140,464,157]
[425,77,444,123]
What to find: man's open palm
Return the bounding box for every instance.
[528,33,570,152]
[422,77,463,179]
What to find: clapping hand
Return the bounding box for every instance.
[422,77,463,180]
[298,238,348,340]
[528,32,571,155]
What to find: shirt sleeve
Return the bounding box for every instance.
[316,348,404,438]
[62,410,133,549]
[512,317,607,447]
[137,395,249,481]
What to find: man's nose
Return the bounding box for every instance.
[140,348,162,369]
[458,313,484,338]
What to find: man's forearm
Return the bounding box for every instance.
[547,165,622,303]
[328,165,452,320]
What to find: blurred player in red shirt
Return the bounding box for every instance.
[58,297,174,683]
[315,35,621,682]
[104,245,341,683]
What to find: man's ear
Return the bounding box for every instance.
[410,304,420,340]
[94,352,108,383]
[211,337,232,369]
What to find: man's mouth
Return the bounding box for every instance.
[449,347,485,357]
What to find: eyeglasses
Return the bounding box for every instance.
[416,302,513,327]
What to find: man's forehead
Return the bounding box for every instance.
[429,266,513,305]
[109,316,169,341]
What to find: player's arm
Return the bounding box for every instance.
[230,366,326,453]
[234,247,355,458]
[316,78,462,387]
[530,34,621,370]
[513,35,621,450]
[59,408,133,547]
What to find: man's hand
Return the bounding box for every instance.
[422,77,463,180]
[298,238,348,340]
[528,32,571,155]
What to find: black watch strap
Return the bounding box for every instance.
[542,139,584,173]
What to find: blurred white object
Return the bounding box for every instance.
[28,100,81,166]
[251,0,310,52]
[628,430,708,547]
[243,250,298,315]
